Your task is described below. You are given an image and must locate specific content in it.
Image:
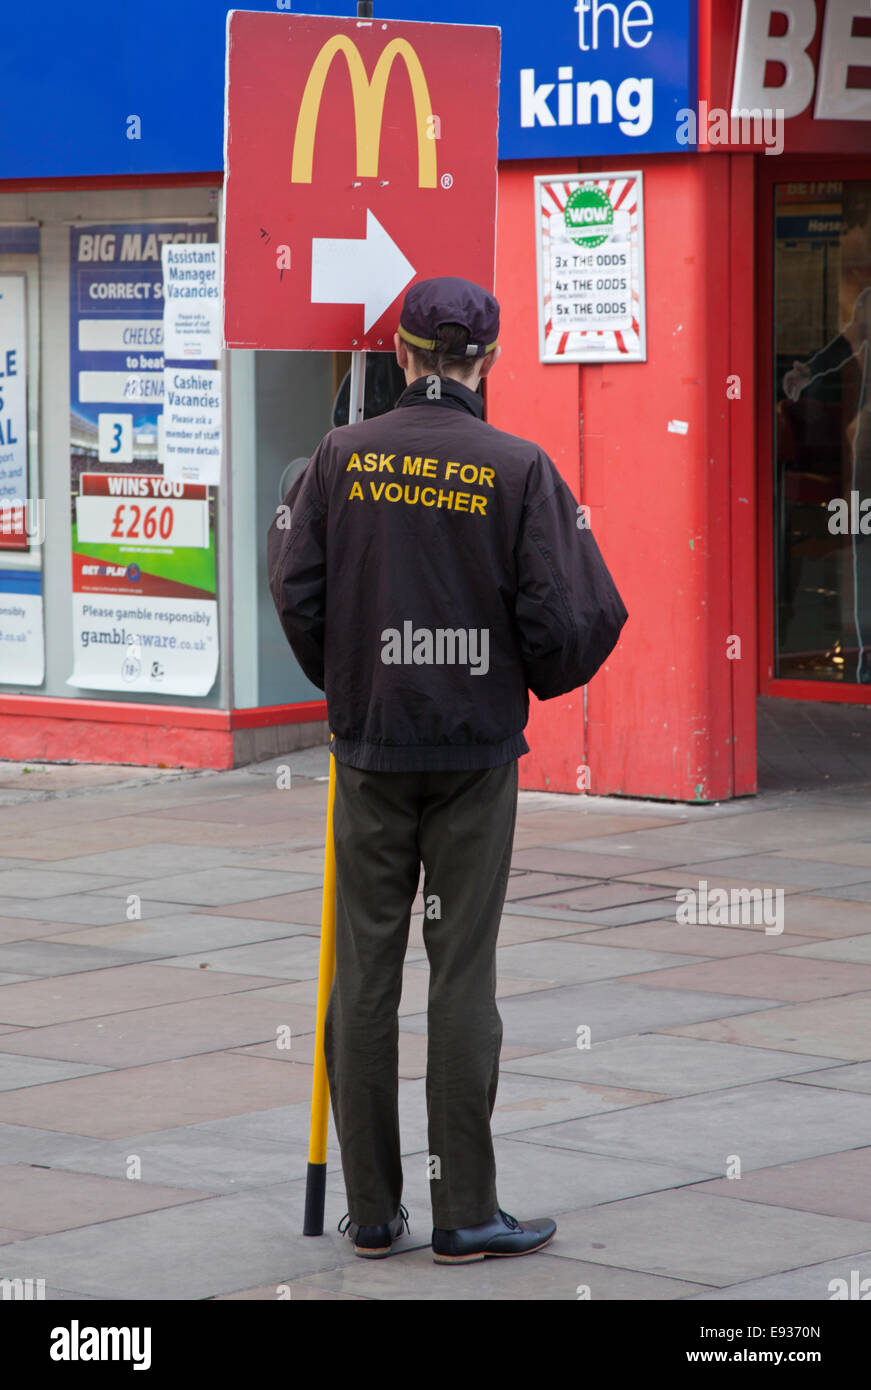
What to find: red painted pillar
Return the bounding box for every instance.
[489,160,589,794]
[488,154,757,801]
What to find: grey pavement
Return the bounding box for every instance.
[0,705,870,1301]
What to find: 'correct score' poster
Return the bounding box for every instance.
[67,221,220,696]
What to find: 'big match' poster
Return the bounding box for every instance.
[68,221,220,696]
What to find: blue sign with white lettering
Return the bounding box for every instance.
[0,1,695,177]
[464,0,695,158]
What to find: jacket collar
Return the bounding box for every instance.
[395,373,485,420]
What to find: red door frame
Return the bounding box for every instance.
[756,153,871,706]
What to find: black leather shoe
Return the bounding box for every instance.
[337,1203,410,1258]
[432,1208,556,1263]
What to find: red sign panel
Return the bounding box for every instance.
[703,0,871,156]
[223,12,500,351]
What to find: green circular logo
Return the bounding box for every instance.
[564,185,613,249]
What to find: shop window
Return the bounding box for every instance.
[773,180,871,684]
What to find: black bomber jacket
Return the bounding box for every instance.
[267,373,628,772]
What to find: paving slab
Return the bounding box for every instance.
[0,994,317,1067]
[554,832,760,862]
[514,814,685,848]
[565,922,812,957]
[189,1097,327,1149]
[80,818,316,851]
[215,1280,366,1300]
[14,1123,337,1195]
[0,763,164,793]
[38,912,317,957]
[510,1079,871,1174]
[503,870,600,901]
[0,867,129,899]
[0,1163,213,1235]
[154,796,324,827]
[782,1061,871,1095]
[0,857,55,871]
[510,847,680,878]
[519,882,679,912]
[157,936,326,980]
[0,963,279,1028]
[782,934,871,964]
[88,867,323,908]
[627,952,871,1001]
[546,1190,871,1287]
[746,894,871,937]
[292,1247,709,1301]
[493,939,700,984]
[323,1132,713,1228]
[0,916,104,944]
[208,889,326,925]
[665,854,871,891]
[616,869,806,898]
[233,849,326,874]
[667,991,871,1061]
[775,842,871,868]
[811,881,871,904]
[0,1052,313,1138]
[618,809,870,851]
[0,940,166,977]
[0,1055,110,1090]
[494,913,603,946]
[684,1249,871,1300]
[0,1180,348,1299]
[685,1147,871,1222]
[499,1034,838,1094]
[0,798,154,835]
[0,895,186,927]
[391,1071,666,1143]
[501,898,684,928]
[43,843,268,876]
[400,980,783,1051]
[0,1122,121,1168]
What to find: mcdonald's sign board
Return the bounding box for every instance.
[222,11,500,351]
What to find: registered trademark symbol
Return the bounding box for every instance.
[440,172,453,189]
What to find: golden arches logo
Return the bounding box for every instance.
[291,35,437,189]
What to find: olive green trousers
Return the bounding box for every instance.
[324,757,518,1230]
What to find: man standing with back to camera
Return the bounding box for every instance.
[267,276,628,1265]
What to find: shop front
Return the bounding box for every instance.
[0,1,868,800]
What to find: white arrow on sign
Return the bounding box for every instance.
[311,209,415,335]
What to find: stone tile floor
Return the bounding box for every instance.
[0,701,869,1300]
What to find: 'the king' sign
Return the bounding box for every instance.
[222,11,500,352]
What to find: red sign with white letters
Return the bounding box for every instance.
[704,0,871,155]
[222,11,500,351]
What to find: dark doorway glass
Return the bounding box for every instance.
[773,179,871,685]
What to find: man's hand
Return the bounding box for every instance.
[783,360,811,401]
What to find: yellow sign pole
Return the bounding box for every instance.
[303,0,371,1245]
[303,746,337,1235]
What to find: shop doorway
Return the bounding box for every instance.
[758,158,871,703]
